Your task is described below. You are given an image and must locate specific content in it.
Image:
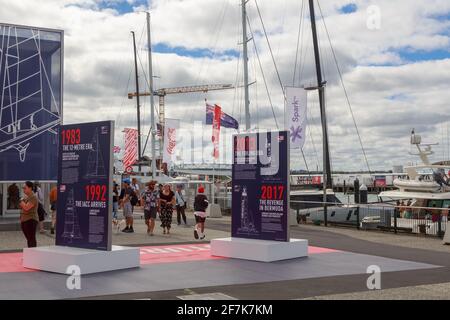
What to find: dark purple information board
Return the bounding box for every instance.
[55,121,113,251]
[231,131,290,242]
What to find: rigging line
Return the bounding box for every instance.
[247,16,279,129]
[115,67,133,129]
[231,6,242,121]
[184,0,229,127]
[317,0,372,174]
[292,0,305,86]
[254,0,286,103]
[308,99,322,170]
[193,0,229,85]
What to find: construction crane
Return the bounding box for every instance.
[128,83,234,127]
[128,83,235,172]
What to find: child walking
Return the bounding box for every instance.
[193,186,209,240]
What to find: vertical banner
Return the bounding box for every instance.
[123,128,138,172]
[56,121,114,251]
[285,87,307,150]
[212,104,222,159]
[231,130,290,242]
[163,118,180,166]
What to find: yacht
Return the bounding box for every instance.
[301,130,449,236]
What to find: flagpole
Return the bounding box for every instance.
[146,12,157,179]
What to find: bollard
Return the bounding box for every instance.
[356,206,360,230]
[394,209,398,234]
[354,178,360,204]
[359,184,368,204]
[438,214,442,238]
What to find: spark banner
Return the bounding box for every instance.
[285,87,307,150]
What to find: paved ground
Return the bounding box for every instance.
[303,282,450,300]
[0,210,229,252]
[1,211,450,300]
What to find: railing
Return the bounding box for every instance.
[290,200,448,238]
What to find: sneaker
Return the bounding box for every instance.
[121,226,130,233]
[200,235,206,240]
[194,229,199,240]
[129,227,134,233]
[50,228,55,235]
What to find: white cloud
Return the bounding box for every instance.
[1,0,450,171]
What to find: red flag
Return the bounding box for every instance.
[212,104,221,159]
[123,128,138,171]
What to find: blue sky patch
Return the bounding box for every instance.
[98,0,149,14]
[398,48,450,62]
[340,3,357,14]
[153,43,239,59]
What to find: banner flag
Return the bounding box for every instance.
[206,103,239,129]
[123,128,138,171]
[163,119,180,166]
[285,87,307,150]
[212,104,222,159]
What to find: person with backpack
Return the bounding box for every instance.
[33,182,47,234]
[19,181,39,248]
[130,177,140,213]
[141,181,159,236]
[175,184,187,226]
[193,186,209,240]
[120,179,135,233]
[49,185,57,234]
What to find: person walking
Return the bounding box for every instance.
[19,181,39,248]
[34,182,46,233]
[141,181,159,236]
[49,185,57,234]
[193,186,209,240]
[120,179,135,233]
[175,184,187,226]
[112,183,119,222]
[130,177,140,213]
[159,184,175,234]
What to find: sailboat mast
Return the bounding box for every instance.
[131,31,142,172]
[309,0,332,189]
[242,0,251,131]
[146,12,157,178]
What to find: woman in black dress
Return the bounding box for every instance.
[159,184,175,234]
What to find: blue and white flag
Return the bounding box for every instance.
[285,87,307,150]
[206,103,239,129]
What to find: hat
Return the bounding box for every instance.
[123,178,131,184]
[198,186,205,193]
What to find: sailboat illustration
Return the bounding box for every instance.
[0,24,61,162]
[84,127,107,179]
[237,186,258,235]
[61,188,83,242]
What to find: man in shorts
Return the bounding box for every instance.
[141,181,159,236]
[120,180,135,233]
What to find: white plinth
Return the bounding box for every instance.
[210,237,308,262]
[23,245,140,275]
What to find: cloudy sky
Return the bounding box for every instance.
[1,0,450,172]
